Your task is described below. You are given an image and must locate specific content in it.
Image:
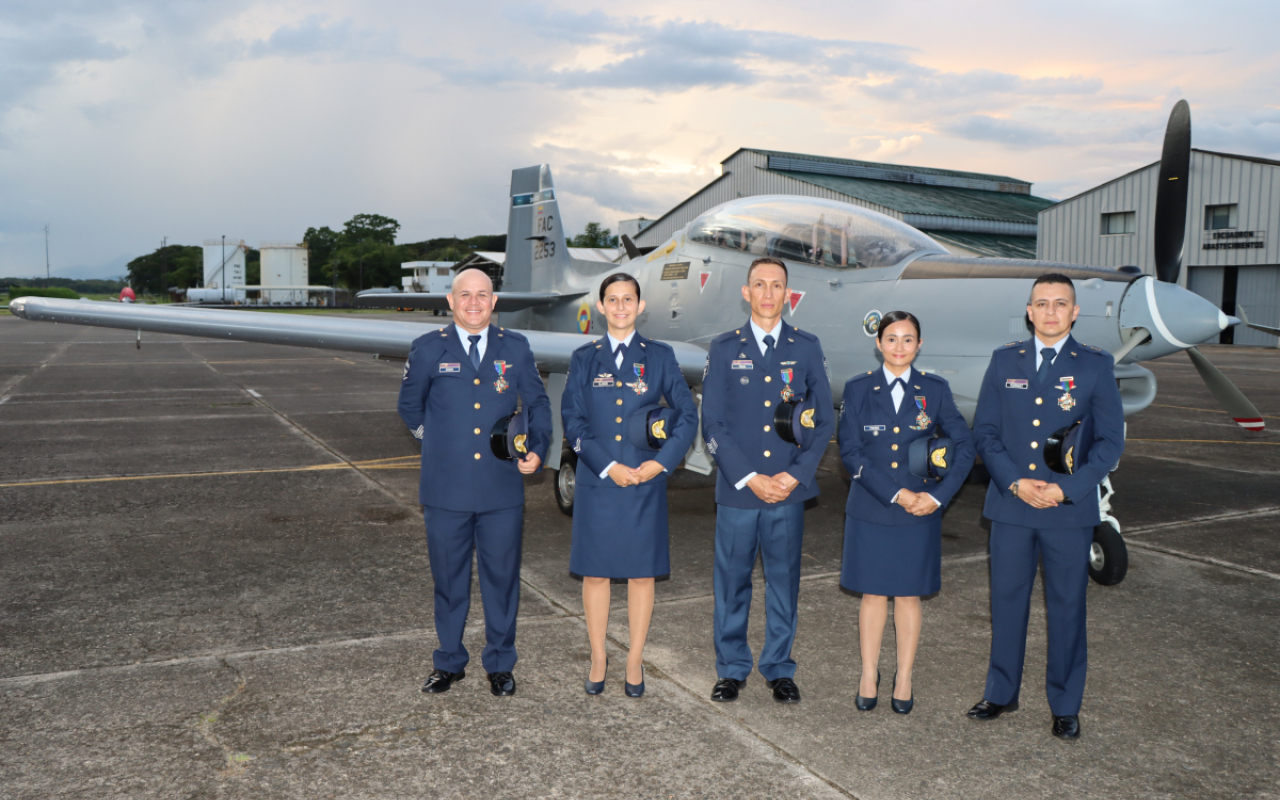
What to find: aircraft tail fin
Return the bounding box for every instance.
[504,165,570,294]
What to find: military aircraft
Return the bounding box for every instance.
[11,101,1272,586]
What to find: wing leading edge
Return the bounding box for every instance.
[354,291,585,312]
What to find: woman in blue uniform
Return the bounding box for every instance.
[562,273,698,697]
[838,310,975,714]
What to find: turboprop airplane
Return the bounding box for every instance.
[10,101,1272,586]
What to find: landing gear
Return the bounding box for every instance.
[1089,476,1128,586]
[554,443,577,517]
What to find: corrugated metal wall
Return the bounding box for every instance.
[1236,265,1280,347]
[1187,153,1280,268]
[1188,266,1223,307]
[1036,163,1160,272]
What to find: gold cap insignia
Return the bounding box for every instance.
[1065,445,1074,473]
[514,434,528,454]
[651,419,667,440]
[800,408,816,428]
[931,447,948,469]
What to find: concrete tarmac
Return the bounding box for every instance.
[1,314,1277,799]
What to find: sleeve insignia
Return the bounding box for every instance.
[412,425,424,440]
[706,436,718,455]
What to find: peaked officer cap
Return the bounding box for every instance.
[774,398,817,448]
[490,411,529,461]
[1045,416,1093,475]
[628,404,675,452]
[909,435,955,480]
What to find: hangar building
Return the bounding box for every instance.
[1038,149,1280,346]
[631,148,1056,259]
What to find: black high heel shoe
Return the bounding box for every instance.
[585,657,608,696]
[624,665,645,698]
[891,670,914,715]
[855,671,880,711]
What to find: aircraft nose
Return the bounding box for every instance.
[8,297,27,319]
[1119,277,1230,359]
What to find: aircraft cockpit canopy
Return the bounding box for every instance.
[687,195,945,270]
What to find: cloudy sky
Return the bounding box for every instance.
[3,0,1278,279]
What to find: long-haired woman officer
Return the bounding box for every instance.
[838,310,975,713]
[562,273,698,697]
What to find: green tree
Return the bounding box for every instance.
[569,222,617,248]
[343,214,400,246]
[126,245,203,295]
[304,226,342,285]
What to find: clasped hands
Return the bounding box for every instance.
[895,489,940,516]
[516,452,542,475]
[747,472,799,504]
[1015,478,1065,508]
[607,460,665,487]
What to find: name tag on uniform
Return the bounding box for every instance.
[864,425,886,435]
[731,360,754,370]
[592,373,615,388]
[1005,379,1029,389]
[439,363,461,373]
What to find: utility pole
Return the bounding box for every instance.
[161,236,168,300]
[221,235,226,303]
[44,224,50,285]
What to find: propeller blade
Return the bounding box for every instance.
[1238,305,1280,338]
[1153,100,1192,284]
[1185,346,1265,432]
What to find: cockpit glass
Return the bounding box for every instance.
[687,195,945,269]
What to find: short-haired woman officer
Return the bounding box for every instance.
[838,310,975,713]
[562,273,698,697]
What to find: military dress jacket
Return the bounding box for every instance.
[398,323,552,513]
[701,320,835,509]
[563,333,699,488]
[973,334,1125,528]
[839,367,976,525]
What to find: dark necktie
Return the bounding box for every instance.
[614,342,627,370]
[468,335,482,370]
[1037,347,1055,386]
[762,334,776,364]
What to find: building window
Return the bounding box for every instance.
[436,268,450,276]
[1101,211,1136,235]
[1204,204,1238,230]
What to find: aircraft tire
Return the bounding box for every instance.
[554,444,577,517]
[1088,521,1128,586]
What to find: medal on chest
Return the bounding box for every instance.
[780,368,795,402]
[910,396,931,430]
[493,361,510,393]
[1058,377,1076,411]
[626,363,648,395]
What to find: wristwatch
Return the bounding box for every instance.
[1009,481,1020,498]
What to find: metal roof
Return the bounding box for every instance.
[773,170,1055,224]
[925,231,1039,259]
[742,148,1031,188]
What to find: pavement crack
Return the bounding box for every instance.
[191,658,254,776]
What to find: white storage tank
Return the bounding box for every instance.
[197,239,247,303]
[260,243,310,304]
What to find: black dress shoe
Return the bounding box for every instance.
[624,666,645,698]
[855,671,880,711]
[711,677,745,702]
[421,669,464,694]
[890,671,914,715]
[487,671,516,697]
[767,677,801,704]
[967,698,1018,720]
[1052,714,1081,740]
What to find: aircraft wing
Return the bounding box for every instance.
[8,297,709,380]
[355,291,585,312]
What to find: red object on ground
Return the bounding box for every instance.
[119,287,137,302]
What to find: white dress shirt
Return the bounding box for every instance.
[1034,335,1067,370]
[461,326,489,362]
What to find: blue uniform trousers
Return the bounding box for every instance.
[423,504,523,674]
[985,521,1092,716]
[713,502,805,682]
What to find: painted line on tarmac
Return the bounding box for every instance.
[1127,541,1280,582]
[1128,438,1280,445]
[1123,505,1280,536]
[1151,403,1280,420]
[0,456,420,489]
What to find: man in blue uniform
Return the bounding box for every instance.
[967,273,1124,739]
[398,267,551,697]
[702,257,835,704]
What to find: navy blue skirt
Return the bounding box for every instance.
[840,516,941,597]
[570,480,670,579]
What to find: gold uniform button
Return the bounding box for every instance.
[891,444,898,451]
[764,400,772,407]
[474,402,481,409]
[765,376,772,383]
[615,435,622,441]
[616,382,623,387]
[1031,441,1039,449]
[764,450,771,457]
[615,417,622,423]
[616,399,623,406]
[1033,420,1040,427]
[1036,397,1043,405]
[474,378,481,385]
[474,453,481,460]
[891,461,898,469]
[893,427,900,434]
[474,428,481,435]
[764,425,771,432]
